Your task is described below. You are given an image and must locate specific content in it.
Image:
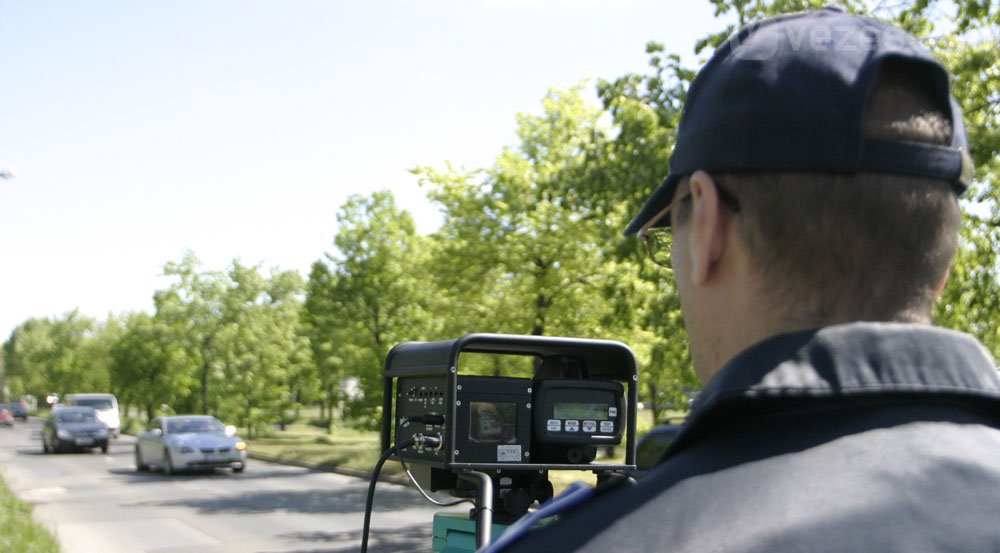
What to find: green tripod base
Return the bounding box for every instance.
[432,512,512,553]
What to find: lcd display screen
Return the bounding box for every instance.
[553,402,607,420]
[470,401,517,443]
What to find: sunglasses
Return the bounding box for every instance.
[637,184,741,268]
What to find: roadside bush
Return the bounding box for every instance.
[306,416,332,429]
[120,417,144,435]
[279,410,299,425]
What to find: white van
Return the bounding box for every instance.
[64,393,121,438]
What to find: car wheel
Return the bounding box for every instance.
[162,448,174,475]
[100,442,108,454]
[135,446,148,472]
[42,439,50,454]
[232,462,245,474]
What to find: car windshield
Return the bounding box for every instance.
[73,398,113,409]
[167,418,225,434]
[56,412,97,423]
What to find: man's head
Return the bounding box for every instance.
[626,8,971,382]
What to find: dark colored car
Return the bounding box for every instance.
[42,406,109,453]
[5,402,28,421]
[0,408,13,428]
[635,424,683,473]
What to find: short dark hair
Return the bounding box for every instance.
[703,63,962,324]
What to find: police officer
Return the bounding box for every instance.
[499,7,1000,553]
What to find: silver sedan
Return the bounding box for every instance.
[135,415,247,474]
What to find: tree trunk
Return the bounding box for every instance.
[647,381,661,426]
[327,382,337,434]
[200,336,214,414]
[200,361,209,414]
[245,403,253,440]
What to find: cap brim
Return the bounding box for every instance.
[623,174,681,236]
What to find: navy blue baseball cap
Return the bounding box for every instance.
[624,7,974,235]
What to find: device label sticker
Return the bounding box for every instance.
[497,445,522,462]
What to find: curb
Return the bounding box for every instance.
[247,451,411,486]
[115,428,635,491]
[119,428,411,487]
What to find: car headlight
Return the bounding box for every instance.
[96,429,108,438]
[57,429,71,440]
[234,441,247,451]
[177,446,194,454]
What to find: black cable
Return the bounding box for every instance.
[361,438,414,553]
[397,419,470,508]
[362,415,455,552]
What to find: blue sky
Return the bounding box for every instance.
[0,0,722,339]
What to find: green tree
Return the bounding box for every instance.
[914,1,1000,358]
[153,252,229,415]
[417,85,616,342]
[303,260,353,430]
[211,262,309,437]
[151,253,311,431]
[589,48,701,421]
[1,312,110,401]
[311,191,433,427]
[109,312,193,420]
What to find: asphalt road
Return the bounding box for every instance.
[0,418,446,553]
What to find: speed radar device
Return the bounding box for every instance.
[380,333,638,532]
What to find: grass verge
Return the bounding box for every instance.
[244,419,644,494]
[0,475,60,553]
[246,422,399,475]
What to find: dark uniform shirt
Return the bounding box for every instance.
[502,322,1000,552]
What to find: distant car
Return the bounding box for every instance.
[135,415,247,474]
[5,402,28,421]
[42,406,109,453]
[635,424,683,473]
[0,408,14,428]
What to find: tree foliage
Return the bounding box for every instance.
[211,263,310,437]
[304,191,435,426]
[417,85,615,341]
[3,311,110,401]
[109,312,191,420]
[2,1,996,430]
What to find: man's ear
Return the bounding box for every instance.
[687,170,726,285]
